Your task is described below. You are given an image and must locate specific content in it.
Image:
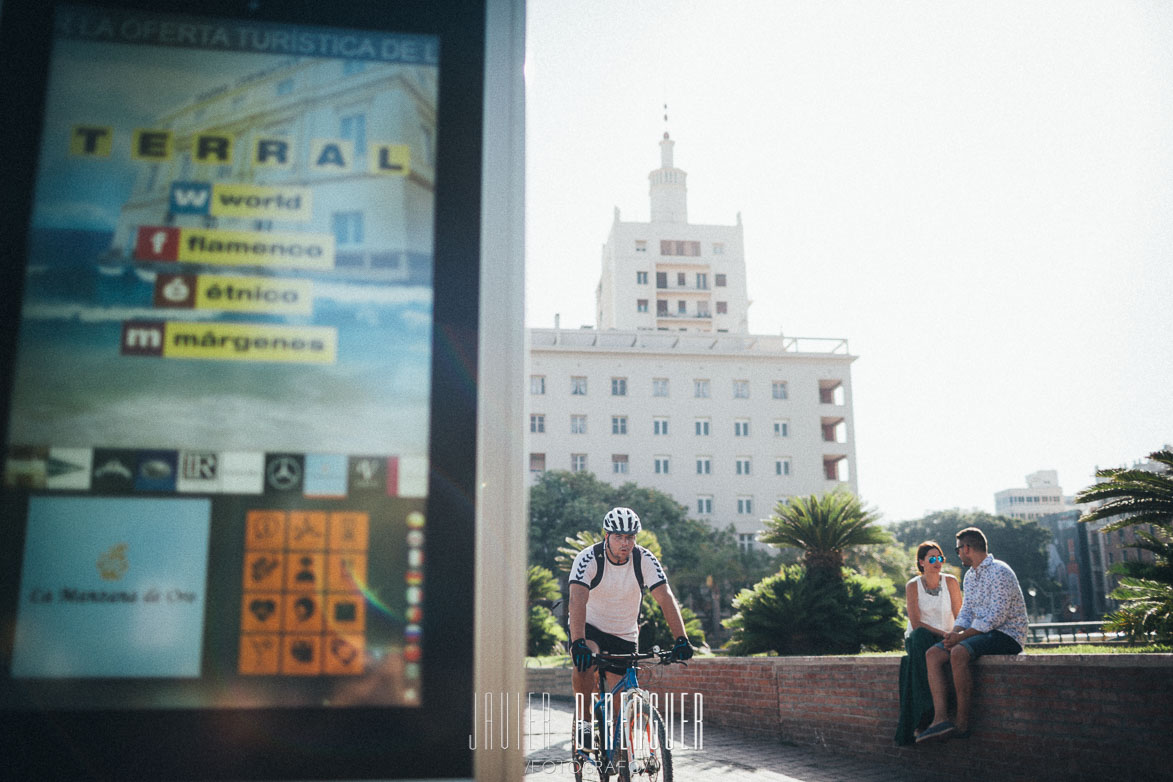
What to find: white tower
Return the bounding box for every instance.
[649,132,688,224]
[596,134,750,333]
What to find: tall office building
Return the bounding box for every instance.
[528,135,858,549]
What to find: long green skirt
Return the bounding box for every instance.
[894,627,939,746]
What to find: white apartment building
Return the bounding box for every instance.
[528,134,858,549]
[993,470,1074,521]
[110,56,437,282]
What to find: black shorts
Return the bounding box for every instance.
[585,624,636,674]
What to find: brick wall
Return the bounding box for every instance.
[526,654,1173,781]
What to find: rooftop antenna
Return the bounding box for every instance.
[663,103,669,138]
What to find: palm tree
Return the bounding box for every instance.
[1075,450,1173,534]
[758,490,890,581]
[1076,450,1173,642]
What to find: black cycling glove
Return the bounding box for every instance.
[571,638,594,672]
[671,636,693,662]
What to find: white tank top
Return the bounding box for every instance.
[905,574,957,638]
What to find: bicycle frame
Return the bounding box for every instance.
[576,650,673,776]
[588,665,640,760]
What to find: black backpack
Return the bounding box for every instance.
[586,541,645,591]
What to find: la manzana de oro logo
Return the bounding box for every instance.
[97,543,130,581]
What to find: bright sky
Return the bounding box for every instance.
[524,0,1173,522]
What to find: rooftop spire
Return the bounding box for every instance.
[649,108,687,223]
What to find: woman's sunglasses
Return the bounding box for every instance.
[926,555,945,564]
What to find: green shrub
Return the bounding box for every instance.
[723,565,903,655]
[527,604,568,657]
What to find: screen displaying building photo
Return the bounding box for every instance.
[1,4,436,709]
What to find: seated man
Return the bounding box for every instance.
[917,526,1028,742]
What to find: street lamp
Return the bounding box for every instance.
[1027,586,1038,623]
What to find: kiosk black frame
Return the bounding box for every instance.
[0,0,484,777]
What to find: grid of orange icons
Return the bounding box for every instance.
[239,510,368,676]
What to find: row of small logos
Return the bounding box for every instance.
[403,513,425,700]
[5,446,427,498]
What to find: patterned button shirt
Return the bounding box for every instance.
[955,553,1028,649]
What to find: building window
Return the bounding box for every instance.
[529,414,545,433]
[733,380,750,399]
[660,239,701,256]
[653,418,669,435]
[775,458,791,476]
[736,458,752,476]
[696,457,711,475]
[774,420,790,437]
[657,299,669,316]
[772,381,788,400]
[637,270,648,284]
[716,301,728,315]
[530,375,545,395]
[654,456,670,475]
[635,241,647,253]
[697,496,713,515]
[675,272,686,287]
[652,378,669,397]
[694,379,710,398]
[696,272,708,289]
[529,453,545,473]
[637,299,649,313]
[571,454,588,473]
[655,271,667,289]
[695,418,710,436]
[715,273,727,286]
[734,420,750,437]
[713,243,725,255]
[340,113,367,162]
[677,300,687,314]
[737,497,754,515]
[738,533,754,552]
[571,376,587,395]
[332,211,364,245]
[571,415,587,434]
[611,416,627,435]
[611,377,627,396]
[612,454,629,474]
[697,301,710,317]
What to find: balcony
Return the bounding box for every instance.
[818,379,845,405]
[822,454,849,482]
[655,282,710,293]
[821,417,846,443]
[655,310,712,320]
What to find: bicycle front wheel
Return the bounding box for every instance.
[618,694,671,782]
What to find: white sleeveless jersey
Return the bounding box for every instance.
[568,543,667,642]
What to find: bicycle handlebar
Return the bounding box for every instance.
[590,648,681,666]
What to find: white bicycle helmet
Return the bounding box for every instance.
[602,506,641,534]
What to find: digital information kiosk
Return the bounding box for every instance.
[0,0,523,778]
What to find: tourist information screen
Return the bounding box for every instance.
[0,2,442,711]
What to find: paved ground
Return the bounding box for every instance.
[522,699,936,782]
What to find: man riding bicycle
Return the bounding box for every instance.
[567,507,693,750]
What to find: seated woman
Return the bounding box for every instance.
[894,540,963,745]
